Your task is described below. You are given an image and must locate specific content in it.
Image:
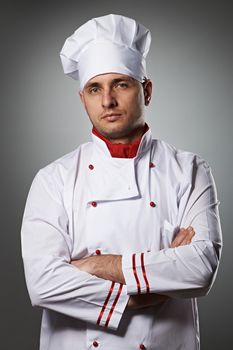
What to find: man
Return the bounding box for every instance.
[21,14,222,350]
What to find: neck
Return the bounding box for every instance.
[109,126,145,144]
[94,124,148,145]
[92,123,149,158]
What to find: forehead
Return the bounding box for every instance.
[84,73,135,87]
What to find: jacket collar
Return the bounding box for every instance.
[86,125,153,202]
[91,124,152,161]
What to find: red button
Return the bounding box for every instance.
[93,340,99,347]
[149,162,155,168]
[150,201,156,207]
[139,344,146,350]
[91,201,97,207]
[89,164,94,170]
[95,249,101,255]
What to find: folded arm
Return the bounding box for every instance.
[71,226,196,308]
[71,159,222,302]
[121,158,222,299]
[21,169,129,330]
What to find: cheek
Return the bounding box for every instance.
[85,98,101,116]
[136,89,145,105]
[122,93,143,114]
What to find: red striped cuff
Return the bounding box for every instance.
[132,253,141,294]
[141,253,150,293]
[132,253,150,294]
[105,284,123,327]
[96,282,124,328]
[97,281,115,326]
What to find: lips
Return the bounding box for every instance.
[103,113,121,118]
[103,113,122,122]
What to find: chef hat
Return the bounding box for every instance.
[60,13,151,90]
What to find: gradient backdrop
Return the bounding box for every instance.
[1,0,233,349]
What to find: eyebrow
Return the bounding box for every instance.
[84,77,135,90]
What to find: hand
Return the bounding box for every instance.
[170,226,195,248]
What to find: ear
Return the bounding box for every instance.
[79,90,85,105]
[143,80,152,106]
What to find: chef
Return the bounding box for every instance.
[21,14,222,350]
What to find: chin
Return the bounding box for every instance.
[100,127,129,140]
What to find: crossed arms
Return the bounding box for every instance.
[21,158,222,329]
[71,227,196,309]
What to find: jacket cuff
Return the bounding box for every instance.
[96,281,129,330]
[122,252,150,295]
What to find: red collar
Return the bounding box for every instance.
[92,124,149,158]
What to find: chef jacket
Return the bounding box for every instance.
[21,127,222,350]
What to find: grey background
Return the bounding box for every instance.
[1,0,232,348]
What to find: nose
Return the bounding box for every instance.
[101,88,117,108]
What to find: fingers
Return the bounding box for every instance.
[171,226,195,248]
[179,227,195,246]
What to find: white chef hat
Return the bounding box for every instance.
[60,13,151,90]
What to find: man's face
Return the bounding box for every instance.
[79,73,152,142]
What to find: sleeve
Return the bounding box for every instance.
[122,158,223,298]
[21,169,129,330]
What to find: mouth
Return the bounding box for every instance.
[102,113,122,122]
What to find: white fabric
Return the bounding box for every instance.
[60,14,151,89]
[21,128,222,350]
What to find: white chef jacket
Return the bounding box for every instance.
[21,127,222,350]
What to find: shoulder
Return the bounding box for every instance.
[151,138,211,182]
[32,141,92,190]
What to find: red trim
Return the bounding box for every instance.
[132,253,141,294]
[141,253,150,293]
[92,123,149,158]
[105,284,123,327]
[96,281,115,325]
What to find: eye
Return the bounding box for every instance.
[115,82,129,89]
[89,86,100,94]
